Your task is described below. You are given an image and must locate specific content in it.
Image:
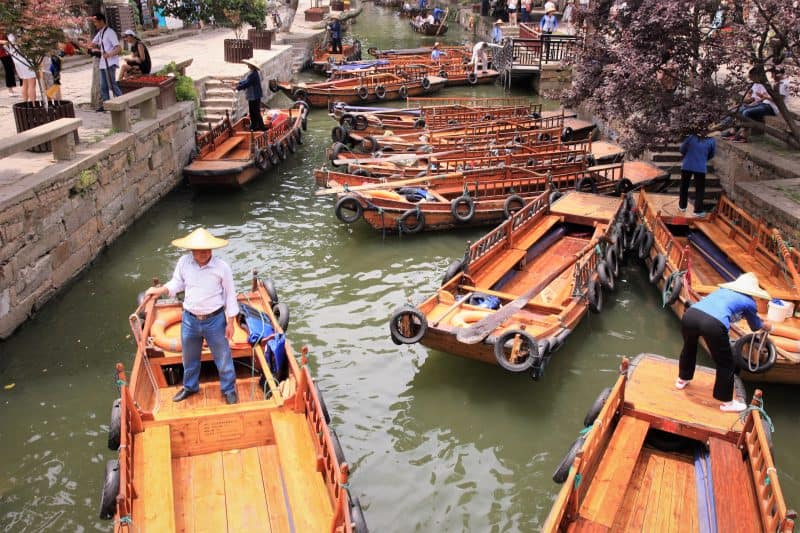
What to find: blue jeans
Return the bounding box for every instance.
[99,65,122,102]
[741,102,775,122]
[180,311,236,394]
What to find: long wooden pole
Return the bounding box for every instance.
[315,171,463,195]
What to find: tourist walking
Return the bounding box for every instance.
[144,228,240,405]
[89,12,122,111]
[118,30,151,80]
[678,129,715,217]
[0,33,18,97]
[676,273,772,412]
[233,59,267,132]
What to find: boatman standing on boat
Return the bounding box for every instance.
[327,13,343,54]
[676,273,772,412]
[470,41,502,74]
[431,42,446,60]
[145,228,240,405]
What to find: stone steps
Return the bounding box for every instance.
[197,78,238,131]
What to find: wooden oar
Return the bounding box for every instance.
[435,8,449,36]
[455,253,579,344]
[333,148,461,166]
[315,171,464,195]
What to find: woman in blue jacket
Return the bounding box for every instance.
[233,59,266,131]
[678,130,715,216]
[676,273,773,412]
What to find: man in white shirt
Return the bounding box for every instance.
[145,228,240,404]
[89,12,122,111]
[470,41,502,74]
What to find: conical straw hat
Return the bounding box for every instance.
[171,228,229,250]
[719,272,770,300]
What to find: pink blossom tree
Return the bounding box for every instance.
[563,0,800,153]
[0,0,82,105]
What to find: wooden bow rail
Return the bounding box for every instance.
[407,96,536,109]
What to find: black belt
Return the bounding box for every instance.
[185,307,224,321]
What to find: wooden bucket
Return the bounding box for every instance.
[223,39,254,63]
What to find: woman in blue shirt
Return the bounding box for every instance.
[676,273,773,412]
[678,129,716,217]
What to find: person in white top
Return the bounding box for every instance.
[507,0,518,26]
[4,34,37,102]
[89,12,122,110]
[470,41,502,74]
[425,12,435,24]
[145,228,241,404]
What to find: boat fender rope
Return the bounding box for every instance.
[339,481,351,489]
[737,402,774,433]
[573,473,582,488]
[579,424,592,436]
[116,378,127,388]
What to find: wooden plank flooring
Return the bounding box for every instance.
[623,161,667,185]
[155,377,269,420]
[140,426,177,531]
[171,444,293,532]
[708,437,762,533]
[550,192,620,223]
[643,193,704,220]
[624,355,743,437]
[591,140,625,161]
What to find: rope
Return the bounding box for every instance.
[573,473,582,488]
[738,396,774,433]
[118,515,138,532]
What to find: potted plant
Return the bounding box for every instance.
[220,0,266,62]
[0,0,81,152]
[248,0,273,50]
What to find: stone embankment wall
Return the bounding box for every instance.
[0,102,196,338]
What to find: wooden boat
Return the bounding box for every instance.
[101,276,366,531]
[367,45,466,57]
[329,60,497,87]
[309,39,363,73]
[388,192,628,377]
[410,20,448,35]
[631,192,800,383]
[269,73,447,108]
[183,103,308,188]
[543,353,794,532]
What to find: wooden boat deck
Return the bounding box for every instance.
[501,236,588,296]
[153,377,279,420]
[591,140,625,162]
[643,193,705,223]
[550,192,620,225]
[625,355,744,439]
[623,160,668,186]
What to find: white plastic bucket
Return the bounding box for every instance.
[767,299,788,322]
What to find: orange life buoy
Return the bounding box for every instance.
[451,309,491,328]
[150,307,183,352]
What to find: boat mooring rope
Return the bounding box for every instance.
[737,395,774,433]
[118,515,139,532]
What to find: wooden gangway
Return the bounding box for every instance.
[493,34,579,86]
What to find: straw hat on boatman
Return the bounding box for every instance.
[144,228,241,405]
[676,272,773,413]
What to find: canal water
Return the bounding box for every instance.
[2,4,799,531]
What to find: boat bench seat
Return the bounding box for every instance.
[205,135,247,161]
[135,425,176,530]
[270,411,333,532]
[708,437,763,533]
[578,415,650,528]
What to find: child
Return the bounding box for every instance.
[46,43,65,101]
[233,59,266,131]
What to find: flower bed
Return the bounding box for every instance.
[118,75,178,110]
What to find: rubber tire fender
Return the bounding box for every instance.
[388,307,428,344]
[398,208,425,234]
[538,132,552,142]
[414,117,426,129]
[637,230,654,260]
[287,135,297,154]
[293,88,308,102]
[576,176,598,193]
[548,190,563,205]
[375,84,387,99]
[629,224,645,252]
[275,141,288,160]
[649,253,667,284]
[664,272,683,306]
[329,428,346,464]
[494,329,539,373]
[352,168,372,177]
[354,114,369,130]
[330,142,348,166]
[439,69,448,78]
[264,276,279,303]
[350,497,369,533]
[561,126,574,142]
[615,177,633,196]
[733,334,777,373]
[268,79,279,93]
[272,302,290,332]
[399,85,408,98]
[255,148,270,170]
[605,244,619,279]
[363,135,380,152]
[335,195,363,224]
[98,459,120,520]
[357,85,369,100]
[421,76,431,90]
[553,435,585,484]
[596,260,615,291]
[268,146,280,166]
[587,277,603,313]
[441,259,464,286]
[295,127,303,144]
[450,196,475,223]
[584,387,612,427]
[339,113,356,128]
[314,382,331,424]
[331,125,349,144]
[503,194,525,219]
[467,71,478,85]
[107,398,121,450]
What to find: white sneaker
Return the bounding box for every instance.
[675,378,690,390]
[720,400,747,412]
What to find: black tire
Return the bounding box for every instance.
[734,334,777,373]
[329,428,346,464]
[335,195,363,223]
[268,146,280,166]
[314,383,331,424]
[561,126,574,142]
[98,460,120,520]
[354,114,369,131]
[467,72,478,85]
[272,302,290,332]
[340,113,356,128]
[629,224,645,252]
[363,135,380,152]
[375,84,387,99]
[254,148,270,170]
[331,125,349,144]
[388,307,428,344]
[576,177,597,193]
[605,245,619,279]
[623,191,635,212]
[295,128,303,145]
[352,168,372,177]
[357,86,369,100]
[413,118,426,129]
[398,209,425,234]
[439,69,448,78]
[264,276,279,303]
[330,142,348,165]
[649,254,667,284]
[587,278,603,313]
[268,79,279,93]
[548,190,563,205]
[503,194,525,219]
[399,85,408,98]
[287,135,297,154]
[597,260,615,291]
[293,88,308,102]
[494,329,539,372]
[108,399,121,450]
[538,132,551,142]
[276,141,288,160]
[526,157,538,167]
[421,77,431,90]
[586,154,597,167]
[351,497,369,533]
[584,387,612,427]
[637,230,653,260]
[663,272,683,306]
[442,259,464,286]
[615,178,633,196]
[450,196,475,223]
[553,436,584,483]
